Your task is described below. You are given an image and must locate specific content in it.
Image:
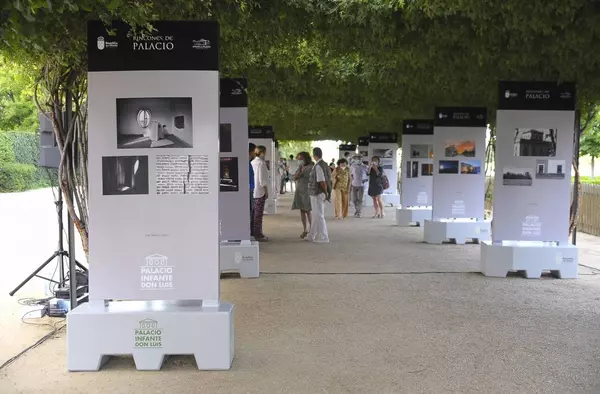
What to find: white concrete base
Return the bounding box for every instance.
[382,193,400,207]
[265,198,277,215]
[424,219,491,244]
[480,241,578,279]
[220,240,260,278]
[396,207,432,227]
[67,301,234,371]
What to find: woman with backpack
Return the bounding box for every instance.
[367,155,388,218]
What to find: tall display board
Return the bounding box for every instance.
[357,137,369,164]
[249,125,277,214]
[220,78,250,241]
[368,132,400,205]
[69,20,233,372]
[401,120,434,207]
[493,82,576,243]
[87,20,220,302]
[481,81,578,279]
[432,107,487,220]
[339,144,357,160]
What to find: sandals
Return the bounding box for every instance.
[300,231,308,239]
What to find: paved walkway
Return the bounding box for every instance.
[1,190,600,393]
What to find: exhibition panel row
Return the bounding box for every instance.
[68,20,234,372]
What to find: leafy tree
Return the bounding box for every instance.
[580,123,600,178]
[0,56,38,131]
[278,140,313,159]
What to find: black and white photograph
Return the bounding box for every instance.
[410,144,433,159]
[535,159,566,179]
[503,167,533,186]
[421,163,433,176]
[102,156,149,195]
[219,123,232,153]
[439,160,459,174]
[513,128,557,157]
[220,157,239,192]
[156,155,209,195]
[117,97,193,149]
[411,161,419,177]
[373,148,394,158]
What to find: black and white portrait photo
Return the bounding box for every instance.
[220,157,239,192]
[116,97,193,149]
[102,156,149,195]
[513,128,557,157]
[220,123,232,153]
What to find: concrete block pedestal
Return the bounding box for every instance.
[67,301,234,371]
[480,241,578,279]
[396,206,432,227]
[424,219,491,244]
[220,240,260,278]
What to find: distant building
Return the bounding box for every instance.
[445,145,458,157]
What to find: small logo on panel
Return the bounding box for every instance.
[231,88,243,96]
[97,36,105,50]
[406,124,413,128]
[193,38,211,50]
[438,113,447,119]
[504,90,518,99]
[140,254,173,290]
[134,319,162,348]
[560,91,572,100]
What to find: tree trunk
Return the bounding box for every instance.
[592,156,595,179]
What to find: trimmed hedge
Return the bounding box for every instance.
[0,162,36,192]
[0,130,58,193]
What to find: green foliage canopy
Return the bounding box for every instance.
[2,0,600,141]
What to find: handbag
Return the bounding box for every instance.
[381,170,390,190]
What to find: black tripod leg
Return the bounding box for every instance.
[9,251,60,296]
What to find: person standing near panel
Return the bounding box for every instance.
[350,155,367,217]
[368,155,385,218]
[332,158,350,219]
[251,145,269,242]
[249,142,256,236]
[288,154,299,193]
[307,147,331,243]
[292,151,313,239]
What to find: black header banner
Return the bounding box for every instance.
[369,132,398,143]
[88,20,219,72]
[357,136,370,146]
[402,119,434,135]
[248,125,274,139]
[338,144,357,151]
[220,78,248,108]
[498,81,576,111]
[434,107,487,127]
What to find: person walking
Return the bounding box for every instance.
[249,143,256,236]
[278,158,288,194]
[368,155,385,218]
[350,155,367,217]
[287,154,299,193]
[307,147,331,243]
[332,158,350,219]
[251,145,270,242]
[292,151,313,239]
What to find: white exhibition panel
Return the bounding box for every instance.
[492,82,575,243]
[339,144,357,160]
[88,70,220,302]
[432,108,487,220]
[220,79,250,242]
[481,81,578,279]
[75,20,234,372]
[401,120,434,207]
